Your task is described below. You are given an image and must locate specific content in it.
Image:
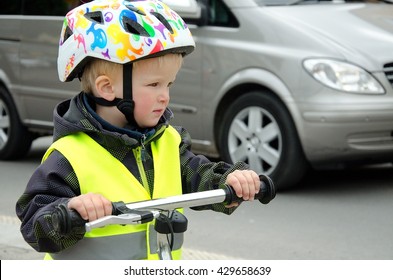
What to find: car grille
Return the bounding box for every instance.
[383,63,393,88]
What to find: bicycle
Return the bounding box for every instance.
[51,175,275,260]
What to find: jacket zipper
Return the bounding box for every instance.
[133,134,150,197]
[140,134,146,161]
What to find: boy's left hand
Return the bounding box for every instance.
[225,169,260,208]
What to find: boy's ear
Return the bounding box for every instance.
[95,75,115,101]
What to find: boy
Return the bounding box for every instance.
[16,0,266,260]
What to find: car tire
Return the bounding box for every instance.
[218,91,309,190]
[0,86,33,160]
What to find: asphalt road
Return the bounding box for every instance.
[1,136,392,260]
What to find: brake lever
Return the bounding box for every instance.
[85,210,160,232]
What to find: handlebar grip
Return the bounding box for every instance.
[51,202,129,236]
[224,174,276,205]
[258,174,276,204]
[52,204,87,236]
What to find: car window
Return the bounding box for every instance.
[0,0,87,16]
[207,0,239,27]
[257,0,390,5]
[23,0,83,16]
[0,0,22,14]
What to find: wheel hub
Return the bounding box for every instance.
[247,134,260,152]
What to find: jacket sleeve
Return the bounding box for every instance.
[15,150,85,253]
[175,126,251,214]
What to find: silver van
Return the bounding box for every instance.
[0,0,81,157]
[1,0,393,190]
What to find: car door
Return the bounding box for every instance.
[18,0,80,128]
[169,0,243,156]
[168,28,204,144]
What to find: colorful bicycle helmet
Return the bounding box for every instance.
[57,0,195,125]
[58,0,195,82]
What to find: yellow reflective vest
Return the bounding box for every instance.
[42,126,183,260]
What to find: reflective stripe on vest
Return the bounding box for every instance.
[42,127,183,260]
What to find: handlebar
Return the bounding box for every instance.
[52,175,275,236]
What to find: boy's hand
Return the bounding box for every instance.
[225,170,260,208]
[68,193,112,221]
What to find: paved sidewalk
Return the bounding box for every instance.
[0,214,236,260]
[0,215,44,260]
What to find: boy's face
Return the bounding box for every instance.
[125,54,182,128]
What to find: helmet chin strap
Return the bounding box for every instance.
[88,63,138,127]
[116,63,138,126]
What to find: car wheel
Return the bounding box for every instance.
[0,86,33,160]
[219,91,309,190]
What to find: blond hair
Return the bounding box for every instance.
[81,59,122,93]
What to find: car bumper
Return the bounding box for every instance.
[299,100,393,165]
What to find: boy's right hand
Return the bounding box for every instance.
[68,193,112,221]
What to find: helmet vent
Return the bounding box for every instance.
[122,16,149,36]
[125,5,146,16]
[63,25,73,42]
[84,11,104,24]
[151,12,174,34]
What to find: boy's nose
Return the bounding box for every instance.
[159,89,170,103]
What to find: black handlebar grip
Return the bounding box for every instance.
[257,174,276,204]
[224,174,276,205]
[52,204,87,236]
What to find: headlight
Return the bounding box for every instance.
[303,59,385,94]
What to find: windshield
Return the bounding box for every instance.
[256,0,392,6]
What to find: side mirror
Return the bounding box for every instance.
[162,0,208,26]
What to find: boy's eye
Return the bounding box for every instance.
[148,82,174,87]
